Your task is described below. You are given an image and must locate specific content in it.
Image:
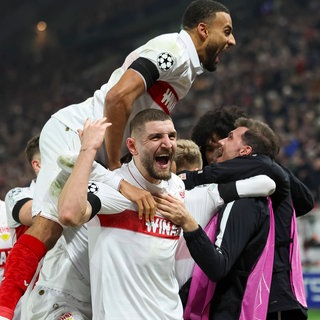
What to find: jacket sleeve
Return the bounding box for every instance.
[279,164,314,216]
[183,198,269,282]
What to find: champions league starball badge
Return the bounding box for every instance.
[157,52,174,71]
[88,182,99,194]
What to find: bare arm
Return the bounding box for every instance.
[58,118,112,227]
[104,69,146,170]
[18,200,33,226]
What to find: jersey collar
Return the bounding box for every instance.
[179,30,203,75]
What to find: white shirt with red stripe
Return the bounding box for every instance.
[0,200,13,282]
[52,30,202,145]
[87,160,186,320]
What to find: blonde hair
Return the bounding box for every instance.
[174,139,203,172]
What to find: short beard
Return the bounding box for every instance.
[203,61,217,72]
[203,45,219,72]
[142,157,172,181]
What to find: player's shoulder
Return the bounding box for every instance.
[143,32,186,57]
[5,185,32,202]
[147,32,179,45]
[169,173,186,190]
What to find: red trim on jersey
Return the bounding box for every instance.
[147,80,179,114]
[0,234,47,316]
[98,210,181,239]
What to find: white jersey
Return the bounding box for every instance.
[87,160,185,319]
[52,30,202,134]
[5,180,91,318]
[5,180,35,229]
[0,200,13,282]
[33,29,201,222]
[175,184,224,288]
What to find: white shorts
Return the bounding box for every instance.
[26,285,92,320]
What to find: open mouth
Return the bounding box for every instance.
[215,147,223,158]
[155,154,170,168]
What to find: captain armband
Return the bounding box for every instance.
[87,192,102,221]
[129,57,160,90]
[12,198,32,223]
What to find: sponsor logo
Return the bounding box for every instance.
[58,313,74,320]
[148,80,178,114]
[98,210,181,239]
[0,227,11,241]
[145,217,180,237]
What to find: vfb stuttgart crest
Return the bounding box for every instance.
[157,52,174,71]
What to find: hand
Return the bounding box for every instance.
[154,194,198,232]
[119,180,156,222]
[78,117,112,152]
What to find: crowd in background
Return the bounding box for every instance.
[1,0,320,205]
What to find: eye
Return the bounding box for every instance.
[224,28,232,37]
[150,134,161,141]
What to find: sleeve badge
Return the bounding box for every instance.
[157,52,174,71]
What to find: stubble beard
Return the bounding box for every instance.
[203,44,219,72]
[141,157,172,181]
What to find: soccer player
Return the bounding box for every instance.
[0,3,236,318]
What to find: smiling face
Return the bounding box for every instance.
[201,11,235,72]
[216,126,252,163]
[127,120,177,183]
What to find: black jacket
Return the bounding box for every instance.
[181,155,313,317]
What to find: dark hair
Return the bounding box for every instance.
[235,117,280,159]
[25,135,40,163]
[129,109,172,136]
[191,105,247,166]
[182,0,230,30]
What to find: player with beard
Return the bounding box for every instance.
[57,110,274,319]
[104,0,236,170]
[0,2,236,319]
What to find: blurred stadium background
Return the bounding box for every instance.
[1,0,320,316]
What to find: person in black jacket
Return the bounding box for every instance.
[177,116,313,319]
[156,117,279,319]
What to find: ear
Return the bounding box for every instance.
[239,145,252,156]
[31,159,41,175]
[126,137,138,155]
[197,22,208,40]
